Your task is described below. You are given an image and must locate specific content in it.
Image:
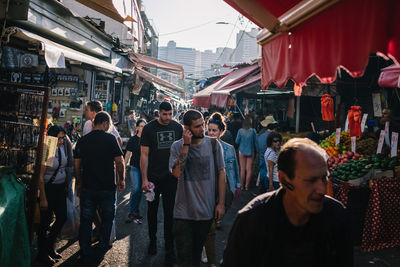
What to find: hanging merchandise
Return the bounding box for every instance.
[320,94,335,121]
[348,106,362,137]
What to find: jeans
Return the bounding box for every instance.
[147,175,177,253]
[79,188,116,258]
[174,219,213,267]
[38,183,67,255]
[129,166,142,214]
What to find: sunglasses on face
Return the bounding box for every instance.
[273,139,281,143]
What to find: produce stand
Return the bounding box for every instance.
[320,128,400,251]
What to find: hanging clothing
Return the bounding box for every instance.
[321,94,335,121]
[348,106,362,137]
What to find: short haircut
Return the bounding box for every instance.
[94,111,111,126]
[159,102,172,112]
[208,112,227,136]
[136,118,147,127]
[183,109,203,126]
[266,132,282,147]
[232,112,241,120]
[277,138,327,180]
[86,100,103,113]
[47,125,65,137]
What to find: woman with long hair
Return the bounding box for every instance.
[264,132,282,191]
[204,112,241,267]
[124,119,147,223]
[37,126,68,265]
[235,116,257,190]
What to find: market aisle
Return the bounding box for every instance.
[31,176,400,267]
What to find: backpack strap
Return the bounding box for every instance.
[46,147,62,185]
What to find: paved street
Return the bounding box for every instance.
[32,177,400,267]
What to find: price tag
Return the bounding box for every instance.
[385,121,390,146]
[345,116,349,132]
[311,122,316,133]
[361,114,368,132]
[391,132,398,157]
[372,93,382,117]
[377,130,385,154]
[335,128,341,145]
[351,136,356,153]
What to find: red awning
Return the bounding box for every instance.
[261,0,400,92]
[193,64,259,108]
[210,73,261,108]
[129,52,184,78]
[224,0,400,95]
[378,64,400,88]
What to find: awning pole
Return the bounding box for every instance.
[235,102,246,119]
[296,96,301,133]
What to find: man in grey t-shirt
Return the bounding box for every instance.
[169,109,226,267]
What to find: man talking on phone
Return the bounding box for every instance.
[169,109,226,267]
[221,138,353,267]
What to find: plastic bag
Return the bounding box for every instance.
[61,195,80,239]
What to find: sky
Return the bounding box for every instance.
[142,0,258,52]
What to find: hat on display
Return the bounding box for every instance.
[260,115,277,127]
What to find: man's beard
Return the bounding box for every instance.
[192,133,204,139]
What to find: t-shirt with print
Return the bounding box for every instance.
[264,147,279,182]
[141,119,183,181]
[74,130,123,190]
[169,137,225,221]
[126,135,141,168]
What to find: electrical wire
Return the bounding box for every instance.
[213,16,239,65]
[229,20,250,61]
[159,18,221,36]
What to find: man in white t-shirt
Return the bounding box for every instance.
[83,101,122,146]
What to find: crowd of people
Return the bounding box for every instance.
[37,100,353,267]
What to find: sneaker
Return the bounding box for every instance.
[201,247,208,263]
[133,218,142,224]
[148,241,157,255]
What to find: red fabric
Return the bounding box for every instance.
[321,94,335,121]
[332,180,352,206]
[361,177,400,252]
[261,0,400,89]
[348,106,362,138]
[378,64,400,88]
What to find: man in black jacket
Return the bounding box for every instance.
[221,138,353,267]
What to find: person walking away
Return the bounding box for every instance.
[227,112,242,149]
[264,132,282,192]
[124,119,146,224]
[256,116,278,194]
[74,111,125,264]
[140,102,183,265]
[203,112,241,267]
[235,116,257,190]
[37,126,68,265]
[169,109,226,267]
[221,138,353,267]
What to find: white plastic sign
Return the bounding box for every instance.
[372,93,382,117]
[351,136,356,153]
[391,132,398,157]
[377,130,385,154]
[335,128,341,145]
[345,117,349,132]
[361,114,368,132]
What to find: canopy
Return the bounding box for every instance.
[129,52,184,78]
[14,28,122,73]
[76,0,125,23]
[134,68,184,93]
[378,65,400,88]
[224,0,400,94]
[193,64,259,108]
